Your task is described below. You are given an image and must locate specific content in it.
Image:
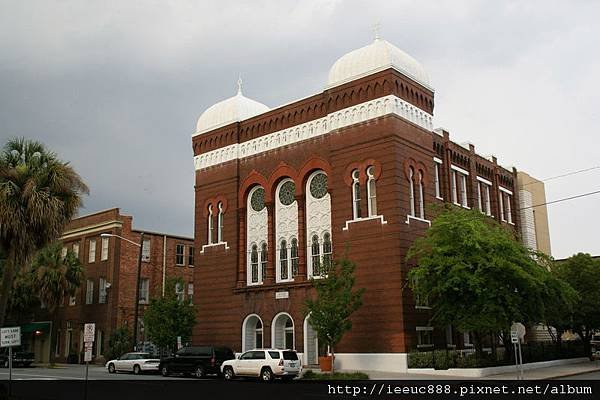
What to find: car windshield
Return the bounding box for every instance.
[283,351,298,360]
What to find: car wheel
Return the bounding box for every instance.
[223,367,234,381]
[108,363,116,373]
[133,364,141,375]
[260,367,273,382]
[161,365,169,377]
[194,365,205,379]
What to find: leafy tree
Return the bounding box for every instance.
[7,270,37,320]
[143,278,196,353]
[305,255,365,373]
[0,138,88,326]
[107,326,132,361]
[554,253,600,355]
[407,206,556,358]
[32,242,83,364]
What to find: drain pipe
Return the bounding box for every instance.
[162,235,167,296]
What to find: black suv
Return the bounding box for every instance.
[159,346,234,378]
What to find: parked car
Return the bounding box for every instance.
[105,352,160,374]
[221,349,301,381]
[159,346,235,378]
[0,347,35,368]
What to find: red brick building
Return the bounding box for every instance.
[191,37,520,372]
[23,208,194,364]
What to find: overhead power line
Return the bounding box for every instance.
[521,165,600,186]
[518,189,600,211]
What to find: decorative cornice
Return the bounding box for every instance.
[194,94,433,171]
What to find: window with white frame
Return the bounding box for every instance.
[351,169,361,219]
[101,236,109,261]
[247,186,268,285]
[434,159,442,199]
[260,242,268,282]
[451,166,469,208]
[451,170,458,204]
[366,166,377,217]
[217,202,224,242]
[306,171,332,278]
[477,178,492,216]
[139,278,149,304]
[99,277,107,304]
[499,188,513,223]
[61,246,68,258]
[290,238,299,277]
[175,282,184,303]
[275,179,298,282]
[69,294,76,306]
[322,232,332,271]
[207,204,214,245]
[499,191,505,221]
[73,242,80,258]
[416,327,434,348]
[188,246,194,267]
[175,244,185,266]
[88,239,96,263]
[409,167,416,216]
[418,170,425,219]
[506,193,513,223]
[187,283,194,305]
[460,174,468,207]
[85,279,94,304]
[141,239,151,262]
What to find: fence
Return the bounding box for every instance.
[408,341,586,369]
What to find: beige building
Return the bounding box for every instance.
[517,171,552,256]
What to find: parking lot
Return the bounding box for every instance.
[0,364,202,380]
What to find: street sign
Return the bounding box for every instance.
[84,323,95,343]
[84,342,93,351]
[1,327,21,347]
[511,322,526,339]
[84,348,93,362]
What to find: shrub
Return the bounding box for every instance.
[106,326,131,361]
[302,370,369,380]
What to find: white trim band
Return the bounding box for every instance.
[450,164,470,176]
[499,186,513,195]
[194,95,434,170]
[476,176,493,186]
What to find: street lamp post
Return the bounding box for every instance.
[101,232,144,351]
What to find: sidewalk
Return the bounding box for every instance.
[345,360,600,380]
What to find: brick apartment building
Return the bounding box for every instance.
[20,208,194,364]
[189,36,538,373]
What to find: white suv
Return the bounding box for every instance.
[221,349,301,381]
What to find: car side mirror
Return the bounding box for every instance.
[237,355,242,360]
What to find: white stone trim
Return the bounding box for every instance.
[342,215,388,231]
[334,353,408,373]
[433,157,443,164]
[405,215,431,226]
[194,95,434,170]
[60,221,123,240]
[199,241,230,254]
[450,164,470,176]
[476,176,493,186]
[499,186,513,195]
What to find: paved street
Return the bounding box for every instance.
[0,364,201,380]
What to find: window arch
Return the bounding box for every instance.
[322,232,332,272]
[366,166,377,217]
[271,312,295,350]
[351,169,361,219]
[207,204,214,245]
[275,178,298,282]
[242,314,264,352]
[217,202,224,242]
[306,170,332,278]
[247,185,268,285]
[290,238,299,277]
[418,170,425,219]
[409,167,416,217]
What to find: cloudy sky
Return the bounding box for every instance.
[1,0,598,259]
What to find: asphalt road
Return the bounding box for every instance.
[0,364,199,380]
[557,370,600,380]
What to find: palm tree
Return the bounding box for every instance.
[32,243,83,364]
[0,138,88,326]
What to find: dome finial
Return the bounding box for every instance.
[373,21,381,40]
[237,74,243,95]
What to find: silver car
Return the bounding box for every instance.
[106,352,160,375]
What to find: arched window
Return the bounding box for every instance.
[322,232,332,272]
[409,167,416,217]
[351,169,361,219]
[418,170,425,219]
[290,238,299,277]
[255,319,263,349]
[285,318,294,349]
[260,242,268,281]
[207,204,214,244]
[280,239,289,280]
[250,244,259,283]
[217,202,224,242]
[366,166,377,217]
[311,235,321,276]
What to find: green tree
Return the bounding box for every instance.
[304,255,365,373]
[143,278,196,353]
[32,242,84,364]
[107,326,132,361]
[554,253,600,355]
[7,270,37,321]
[0,138,88,326]
[407,206,554,358]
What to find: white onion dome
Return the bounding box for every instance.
[196,83,269,134]
[327,37,431,90]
